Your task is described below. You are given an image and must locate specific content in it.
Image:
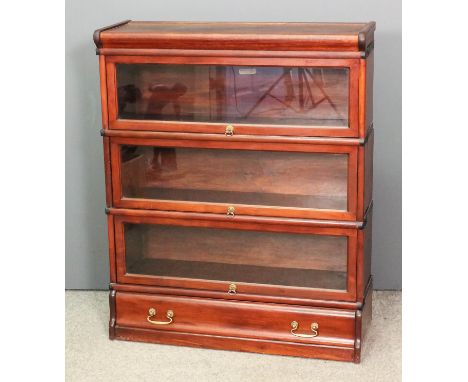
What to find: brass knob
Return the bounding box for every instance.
[227,206,235,217]
[228,283,237,294]
[225,125,234,136]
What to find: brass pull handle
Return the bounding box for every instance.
[227,206,235,217]
[147,308,174,325]
[225,124,234,136]
[290,321,319,338]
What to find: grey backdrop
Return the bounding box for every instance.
[66,0,401,290]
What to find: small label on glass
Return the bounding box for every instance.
[238,68,256,75]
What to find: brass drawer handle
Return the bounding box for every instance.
[290,321,319,338]
[147,308,174,325]
[227,206,235,217]
[225,124,234,136]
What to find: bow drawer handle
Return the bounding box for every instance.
[290,321,319,338]
[147,308,174,325]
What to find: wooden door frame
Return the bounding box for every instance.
[112,209,358,302]
[105,55,360,137]
[109,136,358,221]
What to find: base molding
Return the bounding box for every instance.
[114,325,356,362]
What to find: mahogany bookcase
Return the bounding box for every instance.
[94,20,375,363]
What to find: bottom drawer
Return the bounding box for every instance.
[115,292,356,348]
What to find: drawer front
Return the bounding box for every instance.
[114,211,357,302]
[110,137,358,221]
[105,56,360,137]
[115,292,356,347]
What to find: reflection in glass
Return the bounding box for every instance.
[116,64,349,126]
[121,145,348,211]
[124,223,348,290]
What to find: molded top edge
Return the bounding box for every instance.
[94,20,376,52]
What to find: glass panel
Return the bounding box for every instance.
[121,145,348,211]
[124,223,348,290]
[116,64,349,127]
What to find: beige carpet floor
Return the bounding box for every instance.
[66,291,401,382]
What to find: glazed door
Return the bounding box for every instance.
[114,212,357,302]
[110,137,358,221]
[106,56,360,137]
